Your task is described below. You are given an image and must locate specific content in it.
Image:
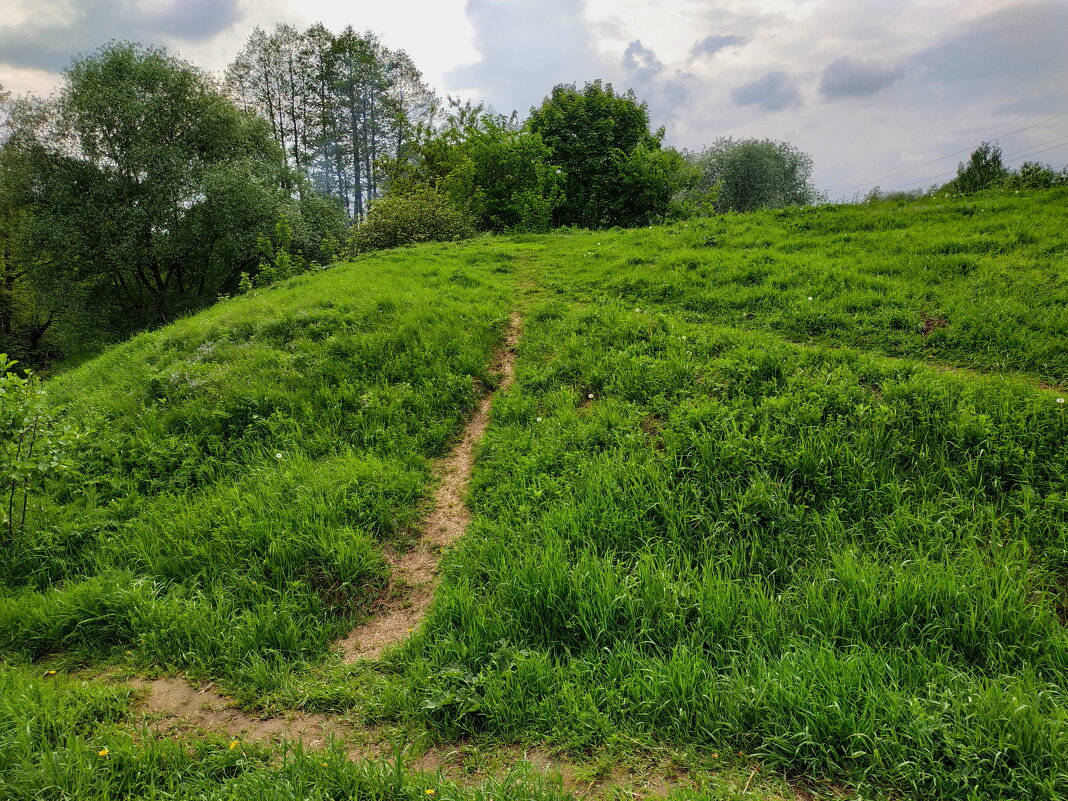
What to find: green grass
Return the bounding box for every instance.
[3,189,1068,800]
[530,188,1068,385]
[0,249,514,685]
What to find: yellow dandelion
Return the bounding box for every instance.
[46,670,57,675]
[98,748,110,756]
[229,740,238,750]
[322,762,328,767]
[425,791,436,796]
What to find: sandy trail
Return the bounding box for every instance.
[338,310,520,661]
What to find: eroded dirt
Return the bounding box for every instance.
[338,311,521,662]
[128,676,373,754]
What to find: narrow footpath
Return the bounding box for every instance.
[338,309,521,661]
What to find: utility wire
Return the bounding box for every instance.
[830,110,1068,195]
[880,140,1068,194]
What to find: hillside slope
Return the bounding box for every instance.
[2,190,1067,800]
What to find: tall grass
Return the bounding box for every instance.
[400,294,1068,798]
[3,192,1068,800]
[0,246,514,685]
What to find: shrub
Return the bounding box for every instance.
[346,189,474,254]
[0,356,77,545]
[943,141,1007,194]
[686,137,820,213]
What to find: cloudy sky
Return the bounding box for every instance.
[1,0,1066,198]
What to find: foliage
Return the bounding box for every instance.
[346,189,474,253]
[944,141,1008,194]
[0,248,512,690]
[999,160,1068,191]
[527,81,685,227]
[227,24,436,220]
[684,137,820,213]
[390,101,565,233]
[0,357,76,545]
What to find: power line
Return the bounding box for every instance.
[1001,134,1068,160]
[880,139,1068,194]
[830,110,1068,195]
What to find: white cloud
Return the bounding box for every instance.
[1,0,1065,196]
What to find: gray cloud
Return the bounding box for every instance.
[731,70,800,112]
[913,1,1068,104]
[448,0,604,114]
[0,0,242,72]
[622,40,662,82]
[819,57,903,100]
[689,34,747,59]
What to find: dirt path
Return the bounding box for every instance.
[124,312,523,753]
[128,677,372,754]
[338,311,521,662]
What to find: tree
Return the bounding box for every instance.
[997,160,1067,191]
[389,100,565,232]
[527,81,682,227]
[0,92,69,362]
[685,138,819,213]
[945,141,1007,194]
[227,24,436,220]
[24,42,339,332]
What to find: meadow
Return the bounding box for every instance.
[1,188,1067,800]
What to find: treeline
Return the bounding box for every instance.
[0,23,824,368]
[226,25,434,219]
[863,141,1068,202]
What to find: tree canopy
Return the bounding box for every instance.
[683,137,819,213]
[2,42,345,363]
[527,81,685,228]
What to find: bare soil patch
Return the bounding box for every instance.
[128,677,372,754]
[339,311,521,662]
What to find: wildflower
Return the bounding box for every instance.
[536,417,542,422]
[681,335,686,340]
[46,670,57,676]
[230,740,238,750]
[635,307,641,312]
[426,791,436,797]
[711,752,719,759]
[807,296,813,301]
[275,452,283,460]
[1058,398,1065,404]
[98,748,110,756]
[322,762,329,767]
[407,628,413,633]
[587,393,594,399]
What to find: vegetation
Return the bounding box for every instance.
[681,137,820,213]
[1,188,1067,800]
[0,43,346,364]
[388,101,565,233]
[346,188,475,253]
[226,24,435,220]
[527,81,688,228]
[0,252,511,687]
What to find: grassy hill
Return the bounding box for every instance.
[2,189,1067,800]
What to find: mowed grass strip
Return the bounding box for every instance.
[0,246,514,688]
